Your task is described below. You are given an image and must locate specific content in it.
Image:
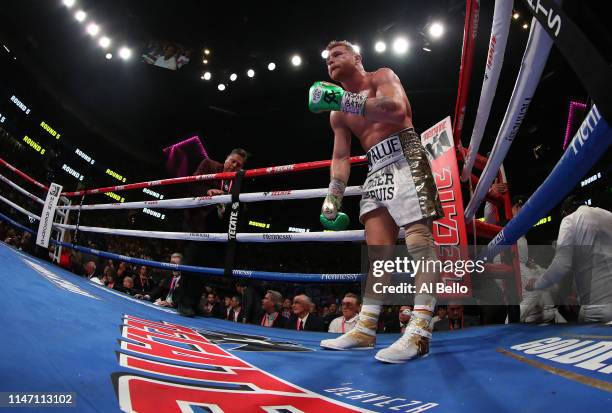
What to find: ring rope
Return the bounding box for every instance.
[0,173,44,205]
[55,186,364,211]
[0,158,48,191]
[0,179,408,243]
[0,210,363,283]
[57,156,367,197]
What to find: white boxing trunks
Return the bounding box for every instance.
[360,127,443,226]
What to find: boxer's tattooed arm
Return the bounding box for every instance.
[373,96,399,113]
[363,96,406,124]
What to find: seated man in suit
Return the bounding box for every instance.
[198,292,223,317]
[136,253,183,306]
[434,303,480,331]
[258,290,286,328]
[285,294,324,332]
[228,295,244,323]
[133,265,153,296]
[383,305,413,333]
[328,293,361,333]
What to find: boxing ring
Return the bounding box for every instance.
[1,243,611,413]
[1,0,612,411]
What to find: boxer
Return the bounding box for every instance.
[310,40,443,363]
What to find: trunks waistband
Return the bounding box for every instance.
[366,127,416,174]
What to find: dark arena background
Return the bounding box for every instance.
[0,1,611,412]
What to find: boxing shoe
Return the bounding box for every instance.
[375,311,432,363]
[320,329,376,350]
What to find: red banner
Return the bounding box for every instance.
[421,117,471,297]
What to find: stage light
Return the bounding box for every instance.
[522,23,529,30]
[353,44,361,54]
[321,49,329,59]
[429,22,444,38]
[99,36,111,48]
[374,41,386,53]
[203,71,211,80]
[291,55,302,66]
[75,10,86,22]
[203,59,208,64]
[267,62,276,71]
[105,53,112,60]
[230,73,237,81]
[204,49,210,55]
[86,23,99,36]
[392,37,409,54]
[422,47,431,52]
[247,69,255,78]
[62,0,76,8]
[513,12,519,20]
[218,84,226,91]
[118,47,132,60]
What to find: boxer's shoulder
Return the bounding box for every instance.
[371,67,400,85]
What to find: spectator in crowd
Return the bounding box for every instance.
[139,253,183,307]
[259,290,285,328]
[198,292,222,318]
[133,265,153,297]
[116,262,130,282]
[175,148,248,317]
[285,294,324,332]
[102,267,117,289]
[18,232,34,254]
[383,306,413,333]
[222,296,233,319]
[281,298,293,319]
[329,293,361,333]
[431,306,447,325]
[434,303,480,331]
[323,302,339,330]
[83,260,102,284]
[117,276,135,295]
[236,280,261,324]
[228,295,244,322]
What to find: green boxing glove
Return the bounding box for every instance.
[320,210,350,231]
[320,178,350,231]
[308,81,367,116]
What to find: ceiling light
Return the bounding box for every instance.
[218,84,226,91]
[267,62,276,71]
[513,12,520,20]
[230,73,237,81]
[522,23,529,30]
[321,50,329,59]
[204,49,210,55]
[118,47,132,60]
[75,10,86,22]
[291,55,302,66]
[98,36,111,48]
[422,47,431,52]
[247,69,255,78]
[105,53,112,60]
[374,41,386,53]
[203,71,211,80]
[203,59,208,64]
[86,23,99,36]
[392,37,409,54]
[429,22,444,39]
[63,0,76,8]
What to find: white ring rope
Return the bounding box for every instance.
[55,186,364,211]
[0,173,44,205]
[0,176,407,243]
